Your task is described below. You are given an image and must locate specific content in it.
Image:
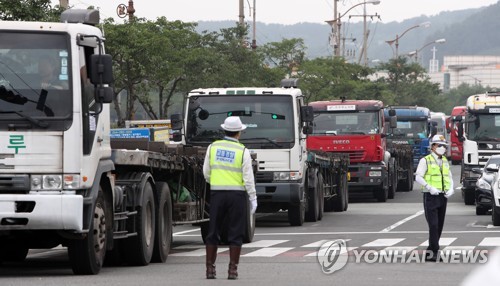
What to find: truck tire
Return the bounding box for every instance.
[123,180,156,266]
[493,205,500,226]
[151,182,173,263]
[305,175,319,222]
[288,203,305,226]
[451,160,460,165]
[397,170,413,192]
[332,172,347,212]
[388,159,397,199]
[375,187,388,202]
[342,172,348,211]
[0,245,29,263]
[476,205,488,216]
[68,187,109,275]
[317,174,325,220]
[463,189,475,205]
[243,197,256,243]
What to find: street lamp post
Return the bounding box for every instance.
[326,0,380,58]
[386,21,431,58]
[408,38,446,63]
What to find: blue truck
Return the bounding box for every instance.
[384,106,435,190]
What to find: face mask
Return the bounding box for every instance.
[435,146,446,156]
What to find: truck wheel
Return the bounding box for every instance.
[464,189,475,205]
[0,246,29,263]
[123,180,156,266]
[388,160,396,199]
[317,174,325,220]
[493,205,500,226]
[476,205,488,216]
[68,187,109,275]
[305,176,319,222]
[151,182,173,263]
[376,187,388,202]
[288,203,305,226]
[243,197,256,243]
[332,172,347,212]
[343,173,349,212]
[452,160,460,165]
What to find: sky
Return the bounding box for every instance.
[54,0,500,25]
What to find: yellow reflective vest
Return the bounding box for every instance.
[209,139,246,191]
[422,154,450,192]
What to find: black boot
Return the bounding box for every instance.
[228,246,241,280]
[206,245,217,279]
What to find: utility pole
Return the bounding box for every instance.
[351,10,380,66]
[59,0,69,9]
[334,0,339,57]
[127,0,135,22]
[239,0,245,26]
[251,0,257,50]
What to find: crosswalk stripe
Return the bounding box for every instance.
[301,239,351,248]
[478,237,500,246]
[242,247,294,257]
[442,246,476,251]
[171,247,228,257]
[362,238,405,247]
[305,247,358,257]
[243,240,289,248]
[382,246,417,252]
[420,237,457,247]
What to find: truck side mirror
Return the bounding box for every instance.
[454,115,463,122]
[301,106,314,123]
[90,54,113,85]
[390,117,397,129]
[302,124,313,135]
[96,86,113,103]
[170,114,183,131]
[388,109,396,116]
[430,126,438,137]
[457,123,464,142]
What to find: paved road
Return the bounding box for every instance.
[1,165,499,285]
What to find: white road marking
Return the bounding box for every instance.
[173,228,200,236]
[420,237,457,247]
[478,237,500,246]
[305,247,357,257]
[381,246,417,253]
[362,238,405,247]
[170,247,228,257]
[301,239,351,248]
[379,210,425,233]
[442,246,475,251]
[175,230,500,237]
[242,247,294,257]
[242,240,288,248]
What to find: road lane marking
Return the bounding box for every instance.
[173,228,200,236]
[478,237,500,246]
[170,247,228,257]
[443,246,475,251]
[242,239,288,248]
[420,237,457,247]
[304,246,357,257]
[175,230,500,237]
[301,239,351,248]
[362,238,405,247]
[379,210,425,233]
[242,247,294,257]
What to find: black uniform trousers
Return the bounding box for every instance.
[206,190,247,246]
[423,192,447,255]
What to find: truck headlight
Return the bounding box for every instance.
[273,172,302,181]
[477,178,491,190]
[31,174,81,190]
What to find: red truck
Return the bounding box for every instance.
[447,106,466,165]
[307,99,407,202]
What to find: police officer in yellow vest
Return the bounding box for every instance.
[203,116,257,279]
[415,134,455,262]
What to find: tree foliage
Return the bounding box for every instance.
[0,0,62,21]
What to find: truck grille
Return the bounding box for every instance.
[346,150,365,161]
[0,175,30,193]
[255,172,273,183]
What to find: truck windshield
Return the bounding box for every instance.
[0,32,72,130]
[386,120,428,138]
[186,95,294,147]
[312,111,379,135]
[467,114,500,141]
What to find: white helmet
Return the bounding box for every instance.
[430,134,448,145]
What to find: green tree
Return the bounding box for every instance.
[259,38,306,74]
[0,0,62,21]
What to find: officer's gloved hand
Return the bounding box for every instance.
[445,188,455,198]
[250,198,257,214]
[428,186,441,195]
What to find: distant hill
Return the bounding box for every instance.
[195,2,500,66]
